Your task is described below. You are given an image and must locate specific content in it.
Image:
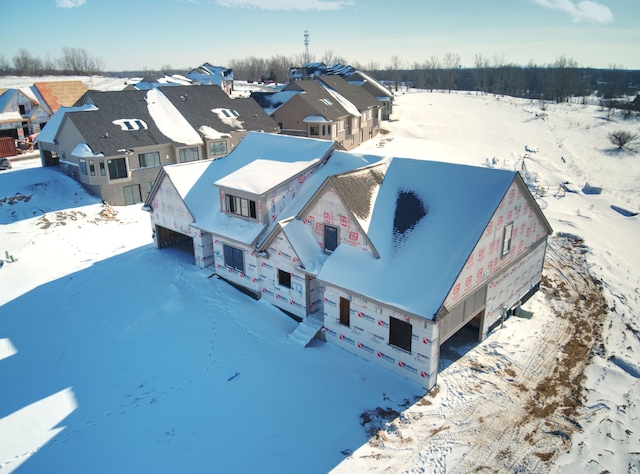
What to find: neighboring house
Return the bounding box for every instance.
[32,80,87,114]
[252,77,382,151]
[159,85,279,160]
[38,86,278,205]
[146,132,552,391]
[289,62,394,119]
[125,74,193,91]
[0,81,88,142]
[187,63,234,95]
[0,87,51,140]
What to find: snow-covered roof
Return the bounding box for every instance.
[319,83,361,117]
[317,158,517,320]
[145,88,202,146]
[281,219,328,274]
[71,142,104,158]
[214,159,320,195]
[303,115,331,123]
[153,132,336,245]
[36,104,98,144]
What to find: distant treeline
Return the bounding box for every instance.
[0,48,105,76]
[377,54,640,102]
[5,47,639,105]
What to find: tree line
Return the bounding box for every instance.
[4,47,639,105]
[0,48,105,76]
[377,53,640,103]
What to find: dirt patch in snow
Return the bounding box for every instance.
[340,234,608,472]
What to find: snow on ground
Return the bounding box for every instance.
[1,83,639,473]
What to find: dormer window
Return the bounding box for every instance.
[225,194,257,219]
[113,119,148,131]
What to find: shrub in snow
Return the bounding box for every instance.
[607,130,639,151]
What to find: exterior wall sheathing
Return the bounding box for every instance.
[213,239,261,295]
[444,180,548,309]
[482,240,546,338]
[260,234,309,319]
[323,285,440,390]
[301,186,373,253]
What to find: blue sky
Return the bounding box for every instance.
[2,0,638,71]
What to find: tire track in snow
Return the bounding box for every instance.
[338,235,608,473]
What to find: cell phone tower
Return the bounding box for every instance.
[304,30,310,65]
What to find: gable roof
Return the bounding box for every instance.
[316,75,381,111]
[146,132,337,244]
[33,81,87,113]
[159,85,279,137]
[257,150,387,255]
[327,161,387,232]
[70,89,189,156]
[37,103,98,145]
[187,63,233,87]
[283,81,352,121]
[317,158,522,320]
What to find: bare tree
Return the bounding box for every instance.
[442,52,461,92]
[13,49,43,75]
[551,55,578,103]
[412,61,426,89]
[59,47,104,75]
[321,50,346,66]
[265,55,295,84]
[363,60,379,76]
[0,54,10,74]
[388,55,403,91]
[473,54,489,95]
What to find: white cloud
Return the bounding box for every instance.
[533,0,613,24]
[56,0,86,7]
[215,0,352,11]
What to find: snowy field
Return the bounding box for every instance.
[1,78,639,473]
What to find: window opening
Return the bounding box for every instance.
[389,316,412,352]
[278,269,292,288]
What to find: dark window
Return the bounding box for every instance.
[89,160,95,176]
[223,244,244,272]
[226,194,257,219]
[179,147,199,163]
[99,159,106,176]
[79,159,87,175]
[209,140,228,157]
[139,151,161,168]
[502,223,514,256]
[324,225,338,252]
[339,297,350,326]
[309,125,319,136]
[278,269,291,288]
[108,158,128,180]
[123,184,142,205]
[389,317,412,352]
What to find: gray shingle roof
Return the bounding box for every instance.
[329,161,386,223]
[158,85,279,134]
[284,81,351,121]
[316,75,381,111]
[71,89,178,156]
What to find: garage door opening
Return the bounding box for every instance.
[154,225,194,260]
[439,312,484,372]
